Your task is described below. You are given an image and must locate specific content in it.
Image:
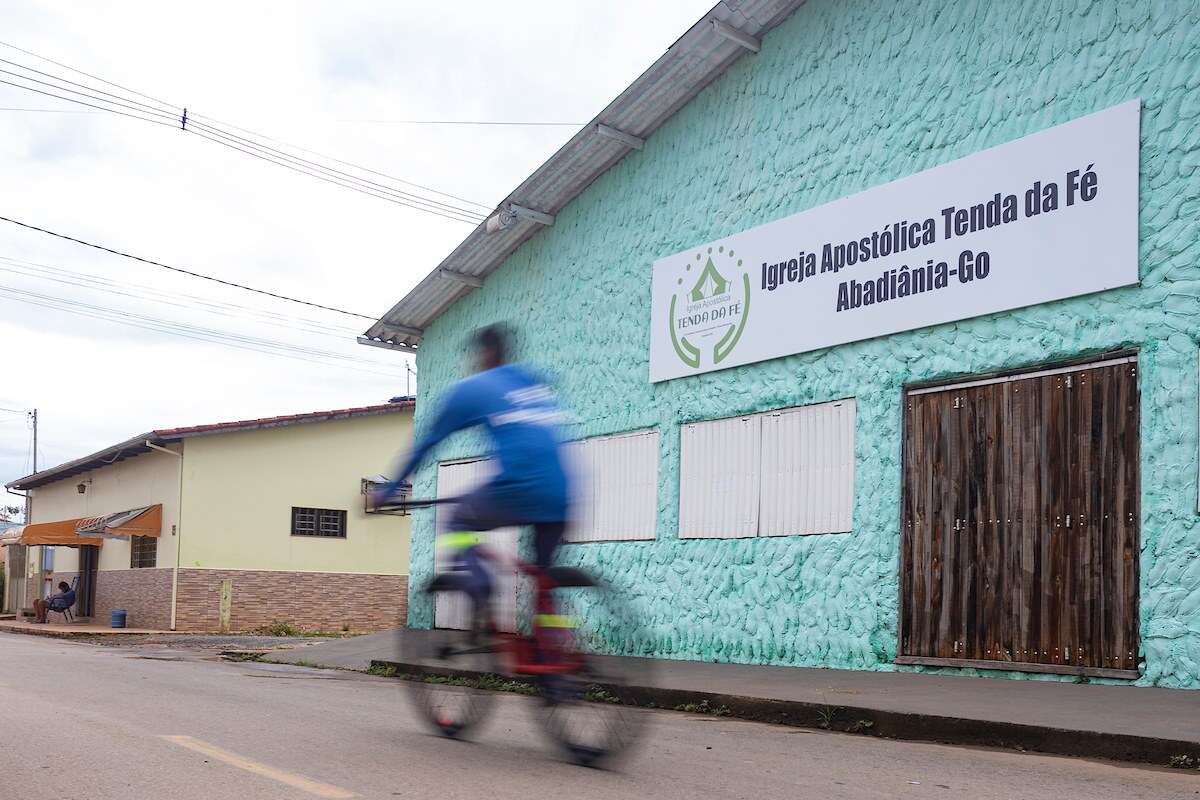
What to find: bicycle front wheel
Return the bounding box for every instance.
[403,582,499,739]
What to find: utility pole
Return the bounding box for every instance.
[25,408,36,523]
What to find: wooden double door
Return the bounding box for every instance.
[898,359,1139,677]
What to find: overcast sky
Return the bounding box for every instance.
[0,0,714,501]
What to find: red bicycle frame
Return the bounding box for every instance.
[472,543,582,676]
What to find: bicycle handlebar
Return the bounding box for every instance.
[372,496,457,511]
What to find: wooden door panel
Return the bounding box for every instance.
[961,383,1004,662]
[901,392,942,657]
[900,359,1139,678]
[901,390,957,658]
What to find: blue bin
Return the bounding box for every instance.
[111,609,127,629]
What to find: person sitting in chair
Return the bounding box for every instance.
[33,581,75,623]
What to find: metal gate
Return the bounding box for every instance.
[898,357,1139,678]
[78,545,99,618]
[433,459,519,632]
[6,544,27,614]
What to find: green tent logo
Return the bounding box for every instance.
[668,245,751,370]
[690,257,728,301]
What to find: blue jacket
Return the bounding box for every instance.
[49,588,75,609]
[390,364,571,522]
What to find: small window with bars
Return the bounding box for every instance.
[291,507,347,538]
[130,536,157,568]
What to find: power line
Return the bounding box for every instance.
[0,77,180,129]
[184,117,486,218]
[0,38,174,110]
[0,281,373,362]
[341,119,584,127]
[0,106,100,113]
[0,284,405,378]
[0,215,380,320]
[0,253,359,334]
[191,111,494,211]
[0,256,362,341]
[0,406,27,414]
[0,69,486,222]
[0,41,495,214]
[183,124,485,222]
[0,59,179,120]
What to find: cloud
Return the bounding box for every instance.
[0,0,715,489]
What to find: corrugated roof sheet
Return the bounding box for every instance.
[6,401,414,490]
[362,0,805,351]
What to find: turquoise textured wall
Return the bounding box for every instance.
[406,0,1200,687]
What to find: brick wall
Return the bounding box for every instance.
[96,568,173,629]
[174,569,407,633]
[38,568,172,628]
[24,571,42,610]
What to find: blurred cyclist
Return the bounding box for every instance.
[375,323,571,637]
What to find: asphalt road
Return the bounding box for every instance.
[1,633,1197,800]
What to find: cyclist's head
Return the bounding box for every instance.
[472,323,509,372]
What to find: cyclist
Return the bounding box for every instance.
[375,323,571,641]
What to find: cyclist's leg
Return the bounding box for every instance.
[533,521,565,572]
[532,521,569,666]
[439,489,501,611]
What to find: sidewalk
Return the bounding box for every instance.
[268,628,1200,766]
[0,618,173,637]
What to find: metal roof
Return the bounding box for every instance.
[6,401,414,490]
[361,0,805,351]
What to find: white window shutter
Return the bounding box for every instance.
[565,430,658,542]
[563,439,595,542]
[591,430,658,541]
[679,415,761,539]
[433,458,519,632]
[759,399,855,536]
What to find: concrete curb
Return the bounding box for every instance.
[371,658,1199,767]
[0,624,157,639]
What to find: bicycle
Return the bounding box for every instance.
[380,496,651,767]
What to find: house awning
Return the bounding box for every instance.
[8,518,104,548]
[76,505,162,540]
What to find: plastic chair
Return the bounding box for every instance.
[47,576,78,624]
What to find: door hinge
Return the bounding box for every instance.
[1065,514,1072,528]
[1065,374,1073,388]
[952,396,963,409]
[954,518,963,532]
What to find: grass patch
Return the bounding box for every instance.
[1168,755,1198,769]
[672,699,731,716]
[584,685,622,704]
[255,620,303,637]
[367,663,398,677]
[251,620,361,638]
[419,672,538,696]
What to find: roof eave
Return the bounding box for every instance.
[6,402,416,490]
[362,0,806,350]
[5,432,161,491]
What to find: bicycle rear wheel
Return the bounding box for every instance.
[533,567,652,767]
[403,583,499,739]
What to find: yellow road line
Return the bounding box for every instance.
[160,735,356,799]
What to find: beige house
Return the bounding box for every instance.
[3,402,413,632]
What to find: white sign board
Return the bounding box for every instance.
[649,100,1140,382]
